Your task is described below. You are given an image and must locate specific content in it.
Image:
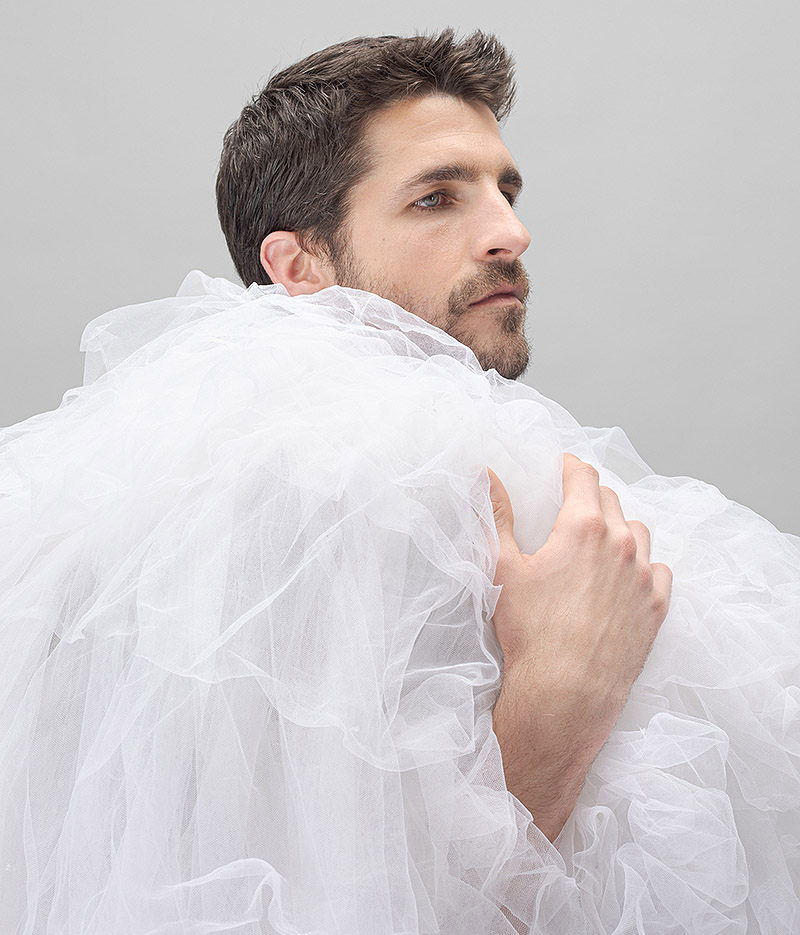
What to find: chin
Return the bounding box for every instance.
[482,349,530,381]
[459,333,530,381]
[447,313,529,380]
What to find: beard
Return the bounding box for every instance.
[325,243,531,381]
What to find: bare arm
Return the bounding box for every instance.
[488,453,673,842]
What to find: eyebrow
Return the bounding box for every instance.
[394,161,524,200]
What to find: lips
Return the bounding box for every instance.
[469,286,523,306]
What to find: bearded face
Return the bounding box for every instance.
[318,94,533,381]
[329,241,531,380]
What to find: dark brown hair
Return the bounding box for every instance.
[216,30,516,286]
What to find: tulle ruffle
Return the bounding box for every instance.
[0,272,797,934]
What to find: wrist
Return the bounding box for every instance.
[492,657,604,841]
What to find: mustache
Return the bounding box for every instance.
[450,260,530,310]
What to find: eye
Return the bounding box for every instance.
[412,191,447,211]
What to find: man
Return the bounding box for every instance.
[1,28,796,935]
[216,29,672,843]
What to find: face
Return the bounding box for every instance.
[325,94,532,380]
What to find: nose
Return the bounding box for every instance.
[473,187,531,263]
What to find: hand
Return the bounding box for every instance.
[488,453,672,840]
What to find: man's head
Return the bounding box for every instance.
[216,30,532,379]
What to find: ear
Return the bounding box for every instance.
[259,231,336,296]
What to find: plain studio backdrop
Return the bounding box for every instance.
[1,1,797,535]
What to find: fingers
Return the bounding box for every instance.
[651,561,674,601]
[626,519,651,560]
[562,453,600,504]
[561,452,602,513]
[598,484,626,526]
[600,484,651,558]
[487,467,519,558]
[564,454,657,564]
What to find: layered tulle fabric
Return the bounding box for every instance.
[1,272,798,934]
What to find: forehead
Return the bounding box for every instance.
[358,94,517,190]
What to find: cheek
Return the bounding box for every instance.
[397,226,462,280]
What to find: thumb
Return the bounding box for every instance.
[486,467,519,557]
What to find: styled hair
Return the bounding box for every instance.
[216,29,516,286]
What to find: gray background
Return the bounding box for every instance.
[2,1,798,534]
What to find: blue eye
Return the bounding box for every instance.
[414,192,444,210]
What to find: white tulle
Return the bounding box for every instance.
[0,272,797,934]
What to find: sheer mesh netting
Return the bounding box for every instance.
[0,272,797,933]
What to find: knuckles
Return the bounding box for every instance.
[626,519,650,540]
[571,510,607,542]
[653,562,674,584]
[599,484,619,505]
[577,463,601,484]
[636,563,655,591]
[612,529,638,564]
[651,591,671,618]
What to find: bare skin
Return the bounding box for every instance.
[258,93,673,841]
[488,454,673,841]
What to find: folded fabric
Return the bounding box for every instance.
[1,272,797,934]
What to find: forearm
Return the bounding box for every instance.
[491,656,600,842]
[486,458,671,842]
